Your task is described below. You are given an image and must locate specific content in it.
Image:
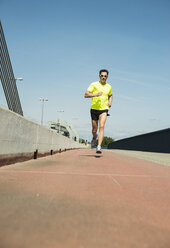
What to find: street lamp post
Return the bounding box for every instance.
[39,98,48,125]
[9,77,23,82]
[15,78,23,82]
[57,110,64,133]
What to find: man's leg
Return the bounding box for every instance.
[92,119,98,139]
[98,112,107,146]
[91,119,98,147]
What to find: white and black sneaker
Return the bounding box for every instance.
[96,145,102,154]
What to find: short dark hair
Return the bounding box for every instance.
[99,69,109,75]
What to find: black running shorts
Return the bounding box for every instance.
[90,109,108,121]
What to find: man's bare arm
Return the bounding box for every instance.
[108,95,113,107]
[84,90,102,98]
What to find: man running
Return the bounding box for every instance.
[84,69,113,153]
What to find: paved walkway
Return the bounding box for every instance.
[0,149,170,248]
[108,149,170,166]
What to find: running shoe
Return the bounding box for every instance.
[96,145,102,154]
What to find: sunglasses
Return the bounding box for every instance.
[100,75,107,78]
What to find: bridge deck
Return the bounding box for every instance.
[0,149,170,248]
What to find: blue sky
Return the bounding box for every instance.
[0,0,170,141]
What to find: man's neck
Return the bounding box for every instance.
[99,80,106,85]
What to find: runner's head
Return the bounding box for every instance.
[99,69,109,84]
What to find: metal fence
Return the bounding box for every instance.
[0,21,23,115]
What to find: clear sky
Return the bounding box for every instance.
[0,0,170,141]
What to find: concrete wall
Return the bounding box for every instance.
[108,128,170,153]
[0,106,85,166]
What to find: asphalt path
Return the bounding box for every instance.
[108,149,170,166]
[0,149,170,248]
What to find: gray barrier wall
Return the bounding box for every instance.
[0,106,85,166]
[108,128,170,153]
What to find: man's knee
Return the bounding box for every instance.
[99,125,105,130]
[92,127,98,133]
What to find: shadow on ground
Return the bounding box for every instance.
[79,154,103,158]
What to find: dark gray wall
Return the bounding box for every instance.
[108,128,170,153]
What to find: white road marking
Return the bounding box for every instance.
[109,176,121,187]
[0,170,169,178]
